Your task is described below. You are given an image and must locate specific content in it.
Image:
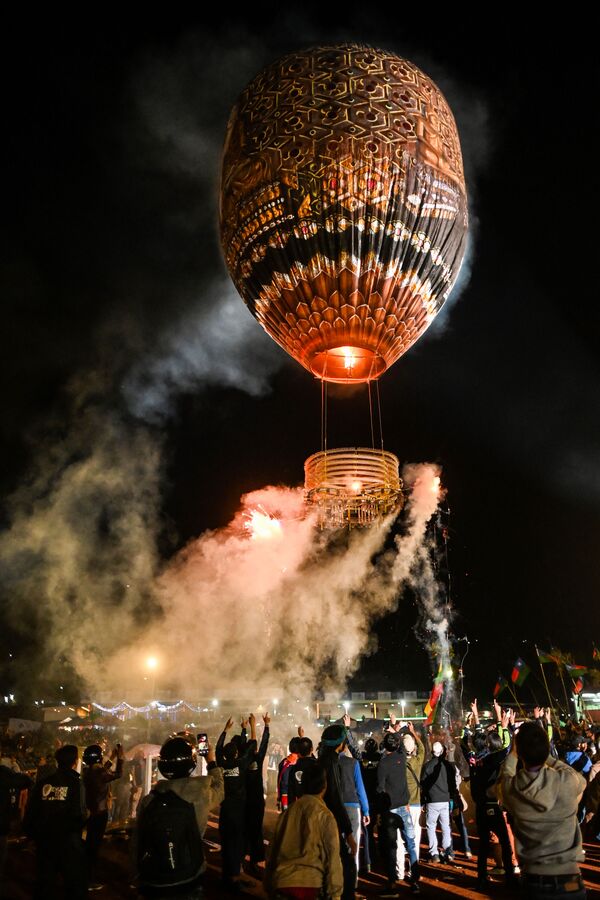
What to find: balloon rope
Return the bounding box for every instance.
[321,377,325,453]
[376,380,384,451]
[367,382,375,449]
[324,378,328,452]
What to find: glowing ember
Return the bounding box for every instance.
[244,507,282,540]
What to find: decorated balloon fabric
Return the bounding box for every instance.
[220,45,468,383]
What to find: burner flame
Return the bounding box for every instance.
[243,506,282,540]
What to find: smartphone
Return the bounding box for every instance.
[197,733,209,756]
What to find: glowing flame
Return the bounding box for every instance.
[244,507,282,540]
[351,480,363,493]
[146,656,158,671]
[432,476,441,494]
[341,347,355,369]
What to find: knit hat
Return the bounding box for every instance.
[321,724,346,748]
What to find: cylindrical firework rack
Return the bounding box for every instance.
[304,447,402,529]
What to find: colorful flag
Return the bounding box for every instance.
[573,677,584,695]
[511,658,530,686]
[424,681,444,724]
[593,645,600,661]
[536,649,557,664]
[493,675,508,698]
[565,664,587,676]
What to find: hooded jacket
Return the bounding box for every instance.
[264,794,343,899]
[420,752,458,805]
[499,753,585,875]
[377,745,409,809]
[405,737,425,806]
[134,763,224,875]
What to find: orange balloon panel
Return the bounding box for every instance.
[220,45,468,383]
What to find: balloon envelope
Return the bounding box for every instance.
[220,45,468,383]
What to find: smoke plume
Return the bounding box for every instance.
[103,463,447,703]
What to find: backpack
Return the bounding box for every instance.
[137,789,204,888]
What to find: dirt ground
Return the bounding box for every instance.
[5,803,600,898]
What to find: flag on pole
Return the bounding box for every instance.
[565,664,587,676]
[573,677,584,695]
[424,661,445,724]
[511,658,530,686]
[424,681,444,724]
[536,649,557,664]
[493,675,508,698]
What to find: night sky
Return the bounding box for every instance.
[2,10,599,706]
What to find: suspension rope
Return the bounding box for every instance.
[375,380,384,451]
[367,381,375,449]
[321,377,325,452]
[324,379,328,451]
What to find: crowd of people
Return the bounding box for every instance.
[0,701,599,899]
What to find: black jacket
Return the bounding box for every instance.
[420,756,459,804]
[287,756,318,804]
[246,726,269,804]
[377,747,409,809]
[216,731,257,809]
[318,747,352,837]
[469,748,508,805]
[24,767,85,840]
[0,765,32,836]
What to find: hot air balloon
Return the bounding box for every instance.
[220,44,468,384]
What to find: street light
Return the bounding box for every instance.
[144,656,160,740]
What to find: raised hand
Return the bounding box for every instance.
[263,712,271,726]
[342,713,351,728]
[225,717,234,731]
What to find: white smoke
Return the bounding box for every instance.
[122,279,283,422]
[103,463,447,702]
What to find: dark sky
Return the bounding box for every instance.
[2,10,599,704]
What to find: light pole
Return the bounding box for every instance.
[145,656,159,740]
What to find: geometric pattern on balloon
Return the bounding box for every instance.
[220,44,468,382]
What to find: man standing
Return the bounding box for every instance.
[134,735,223,898]
[1,756,32,894]
[377,732,420,896]
[82,742,124,890]
[420,740,457,864]
[24,744,87,899]
[216,716,257,891]
[264,763,343,899]
[318,724,358,900]
[500,721,587,900]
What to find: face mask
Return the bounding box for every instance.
[432,742,444,757]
